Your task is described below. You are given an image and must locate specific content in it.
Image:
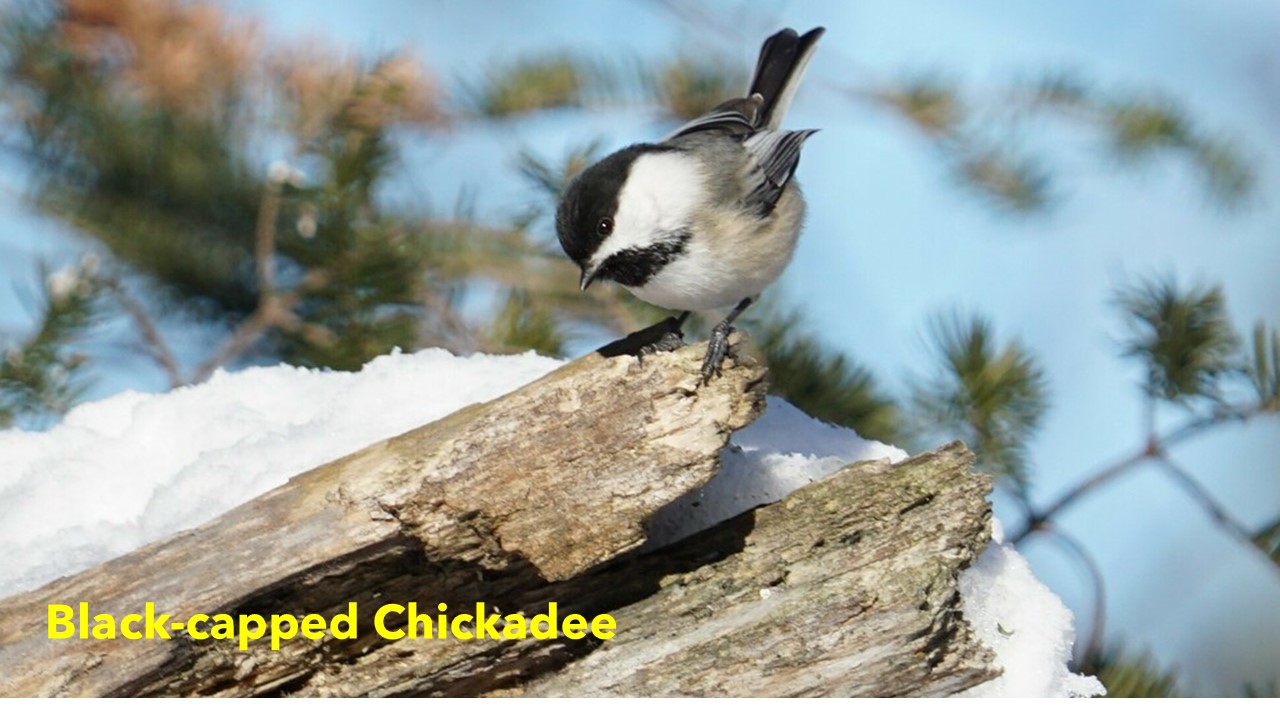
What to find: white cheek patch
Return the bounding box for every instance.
[589,151,704,267]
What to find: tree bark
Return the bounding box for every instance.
[0,343,998,697]
[517,441,995,697]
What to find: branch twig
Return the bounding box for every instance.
[188,292,300,384]
[1154,454,1278,577]
[103,277,183,389]
[1012,403,1264,544]
[1043,529,1107,666]
[189,181,297,384]
[255,182,281,297]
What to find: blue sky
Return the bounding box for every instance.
[3,0,1278,694]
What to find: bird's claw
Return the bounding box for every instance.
[698,321,736,386]
[637,329,686,366]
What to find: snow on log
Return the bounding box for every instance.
[0,343,1000,697]
[516,442,996,697]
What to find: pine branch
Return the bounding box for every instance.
[515,140,603,203]
[869,71,1257,212]
[460,55,588,118]
[1248,322,1280,411]
[1080,646,1180,698]
[750,306,901,444]
[1015,280,1275,547]
[486,289,569,357]
[1115,276,1240,405]
[1253,518,1280,566]
[0,259,102,427]
[909,312,1048,489]
[1011,400,1269,544]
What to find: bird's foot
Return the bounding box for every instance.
[596,313,688,360]
[636,327,687,365]
[698,319,737,386]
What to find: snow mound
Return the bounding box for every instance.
[647,396,906,547]
[960,521,1107,697]
[0,348,560,595]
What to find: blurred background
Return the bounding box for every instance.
[1,0,1277,696]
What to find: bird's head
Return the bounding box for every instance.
[556,144,700,291]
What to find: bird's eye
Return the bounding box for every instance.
[597,217,614,237]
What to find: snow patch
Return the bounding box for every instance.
[0,349,560,595]
[646,396,906,547]
[959,520,1107,697]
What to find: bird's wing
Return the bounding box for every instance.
[741,128,818,215]
[661,95,763,141]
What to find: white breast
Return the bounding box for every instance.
[629,184,806,312]
[628,240,754,311]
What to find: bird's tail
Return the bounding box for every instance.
[749,27,825,130]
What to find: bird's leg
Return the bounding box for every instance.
[638,311,692,360]
[700,297,753,385]
[596,311,691,359]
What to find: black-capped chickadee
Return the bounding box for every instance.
[556,27,825,383]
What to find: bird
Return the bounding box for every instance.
[555,27,825,384]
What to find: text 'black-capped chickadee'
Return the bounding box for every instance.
[556,27,825,384]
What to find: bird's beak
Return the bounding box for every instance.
[579,264,597,292]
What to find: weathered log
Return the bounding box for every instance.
[0,342,999,697]
[518,442,996,697]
